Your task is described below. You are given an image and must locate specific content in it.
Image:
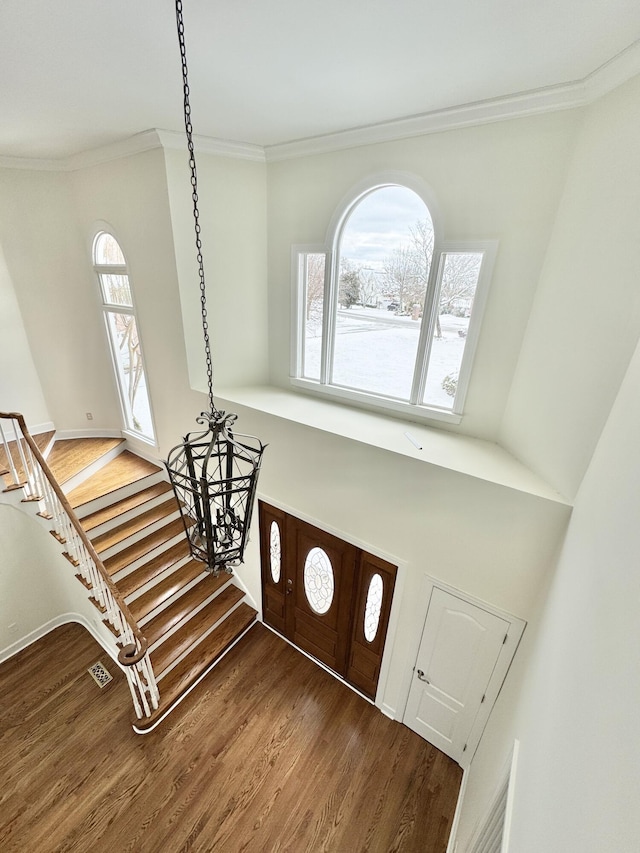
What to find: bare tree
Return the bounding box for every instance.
[305,254,325,328]
[382,245,415,312]
[438,252,481,315]
[358,269,382,307]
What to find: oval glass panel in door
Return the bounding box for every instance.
[364,573,384,642]
[269,521,281,583]
[303,547,334,614]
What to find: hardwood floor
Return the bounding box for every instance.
[0,623,462,853]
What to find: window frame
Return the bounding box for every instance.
[290,182,497,425]
[92,231,157,444]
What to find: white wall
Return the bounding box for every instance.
[457,76,640,852]
[217,397,570,715]
[457,312,640,853]
[163,147,269,397]
[0,242,50,425]
[266,110,580,441]
[67,148,203,453]
[0,168,121,432]
[0,501,116,659]
[500,74,640,501]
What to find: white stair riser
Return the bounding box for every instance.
[73,471,167,519]
[94,511,182,561]
[125,555,200,605]
[110,532,191,582]
[139,573,230,628]
[84,489,175,538]
[60,443,127,495]
[154,596,246,680]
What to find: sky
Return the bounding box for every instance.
[340,185,432,269]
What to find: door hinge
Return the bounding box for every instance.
[503,633,508,644]
[480,694,485,704]
[463,743,467,752]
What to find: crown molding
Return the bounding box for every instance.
[264,38,640,161]
[0,38,638,172]
[0,129,264,173]
[264,80,588,162]
[155,129,265,163]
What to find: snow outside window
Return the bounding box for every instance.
[291,184,496,423]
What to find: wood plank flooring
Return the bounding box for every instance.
[67,450,161,509]
[0,622,462,853]
[45,437,124,485]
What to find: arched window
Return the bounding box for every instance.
[292,182,495,423]
[93,232,155,442]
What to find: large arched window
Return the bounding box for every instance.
[93,232,155,442]
[292,182,496,423]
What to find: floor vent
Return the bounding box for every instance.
[88,661,113,689]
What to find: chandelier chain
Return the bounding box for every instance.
[175,0,215,414]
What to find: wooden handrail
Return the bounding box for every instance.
[0,412,148,666]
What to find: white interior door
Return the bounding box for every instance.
[403,587,514,766]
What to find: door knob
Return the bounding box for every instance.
[417,669,430,684]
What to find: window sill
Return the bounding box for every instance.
[290,377,462,425]
[216,384,571,507]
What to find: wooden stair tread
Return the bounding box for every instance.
[103,518,191,576]
[46,437,124,485]
[136,604,257,731]
[92,498,180,554]
[143,573,235,647]
[67,451,162,509]
[150,585,245,676]
[115,540,191,598]
[0,430,55,481]
[81,481,173,531]
[128,559,207,622]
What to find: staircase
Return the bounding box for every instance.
[1,422,258,733]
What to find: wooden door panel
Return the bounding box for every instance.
[259,502,397,697]
[259,503,287,635]
[288,516,357,675]
[346,553,397,699]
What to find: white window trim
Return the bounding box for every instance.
[290,234,497,426]
[92,231,158,445]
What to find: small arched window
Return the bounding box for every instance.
[93,232,155,442]
[292,182,495,423]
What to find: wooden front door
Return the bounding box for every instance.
[259,501,396,700]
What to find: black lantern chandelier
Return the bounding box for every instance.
[165,0,265,576]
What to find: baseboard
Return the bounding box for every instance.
[0,419,55,442]
[56,428,123,439]
[0,611,120,666]
[446,767,469,853]
[380,702,396,720]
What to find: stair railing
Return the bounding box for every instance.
[0,412,159,720]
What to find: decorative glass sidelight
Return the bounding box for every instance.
[269,520,281,583]
[303,547,334,614]
[364,573,384,642]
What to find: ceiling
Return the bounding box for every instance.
[2,0,640,161]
